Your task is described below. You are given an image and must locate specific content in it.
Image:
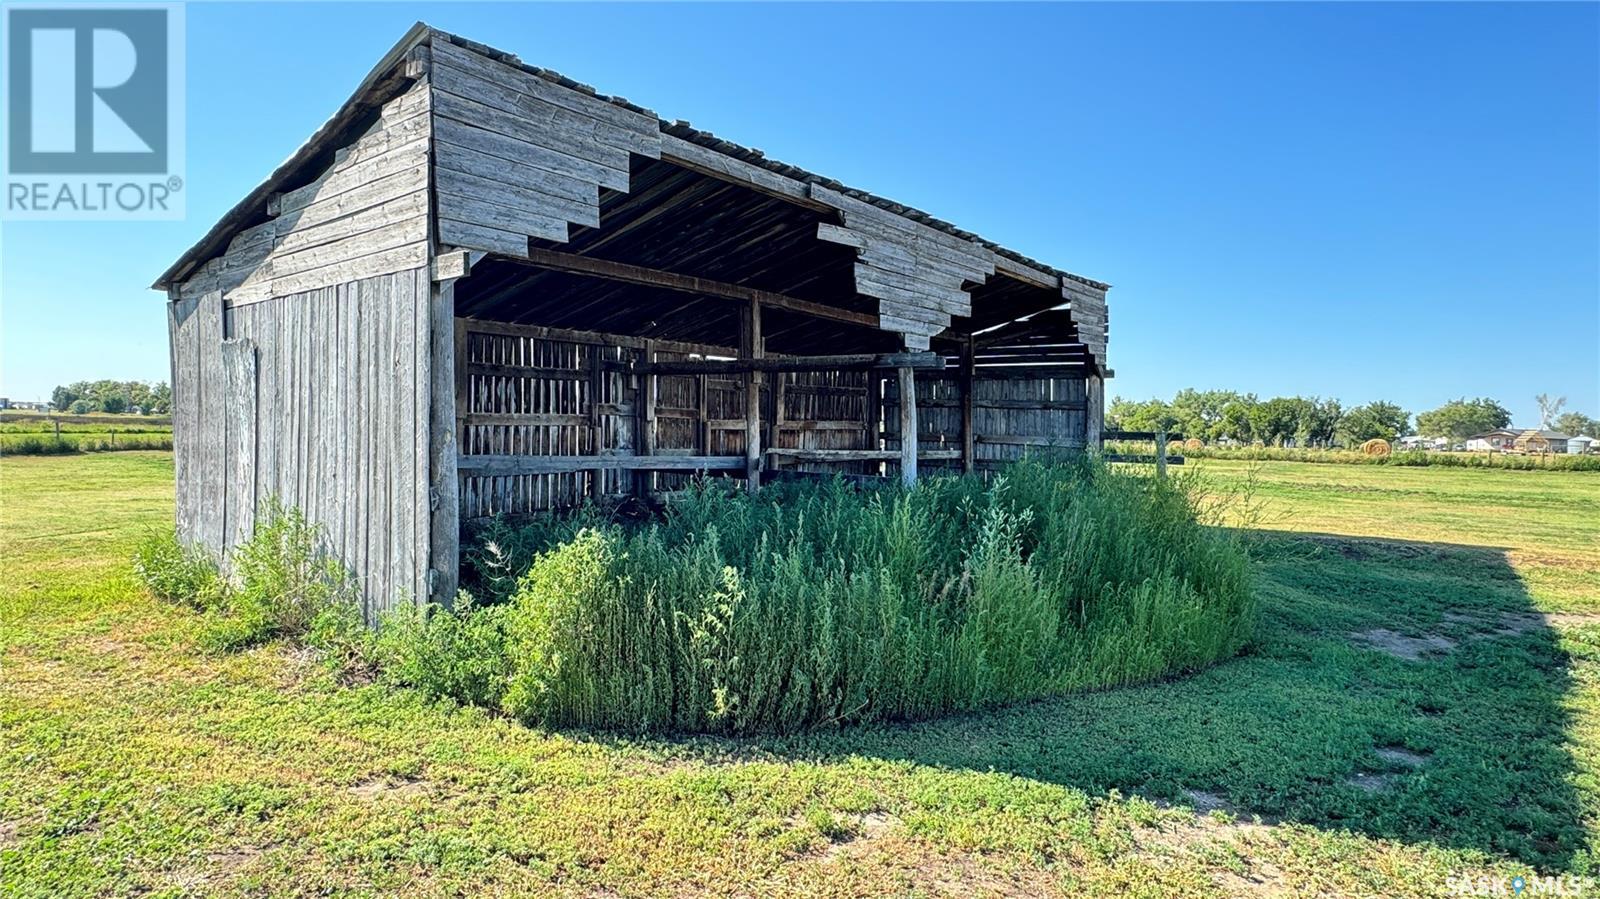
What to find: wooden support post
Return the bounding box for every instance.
[767,370,786,473]
[898,364,918,487]
[742,298,763,492]
[428,285,462,607]
[960,335,975,475]
[588,347,605,500]
[1156,430,1169,479]
[636,340,657,497]
[1086,373,1104,448]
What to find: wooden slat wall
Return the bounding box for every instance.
[773,370,874,475]
[882,358,1093,473]
[430,37,661,257]
[968,374,1089,465]
[210,267,434,618]
[457,320,644,518]
[173,79,432,306]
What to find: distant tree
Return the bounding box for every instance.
[1168,389,1245,442]
[1338,401,1410,444]
[1217,398,1256,443]
[147,382,172,415]
[1536,394,1567,430]
[1415,397,1512,441]
[1555,411,1600,439]
[99,393,127,414]
[50,384,79,412]
[126,381,153,412]
[1249,397,1305,447]
[69,399,92,414]
[1300,397,1343,447]
[1107,397,1174,434]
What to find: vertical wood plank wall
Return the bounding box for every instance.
[457,321,641,517]
[171,267,434,618]
[771,370,874,475]
[890,369,1093,474]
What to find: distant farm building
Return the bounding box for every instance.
[1399,435,1450,451]
[1464,429,1520,452]
[1565,434,1594,454]
[154,25,1113,616]
[1515,430,1571,454]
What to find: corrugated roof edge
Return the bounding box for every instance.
[154,23,1110,294]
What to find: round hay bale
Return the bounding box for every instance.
[1361,438,1392,457]
[1183,438,1205,452]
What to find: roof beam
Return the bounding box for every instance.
[511,247,879,329]
[610,351,942,376]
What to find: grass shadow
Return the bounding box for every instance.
[724,532,1595,870]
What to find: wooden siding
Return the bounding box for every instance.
[170,268,434,619]
[430,37,661,257]
[811,184,996,350]
[1061,278,1109,371]
[889,371,1091,471]
[172,80,432,306]
[455,320,754,519]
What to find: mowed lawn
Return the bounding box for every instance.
[2,453,1598,897]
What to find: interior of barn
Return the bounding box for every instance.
[446,147,1107,520]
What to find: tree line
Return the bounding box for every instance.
[1108,390,1600,447]
[48,380,172,416]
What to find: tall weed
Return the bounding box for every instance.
[400,457,1256,734]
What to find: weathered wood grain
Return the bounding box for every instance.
[222,338,258,555]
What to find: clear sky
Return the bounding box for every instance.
[2,2,1596,426]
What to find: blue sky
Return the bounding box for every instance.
[2,2,1596,426]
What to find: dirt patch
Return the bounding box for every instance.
[1352,628,1456,660]
[162,846,264,892]
[1179,789,1235,815]
[1375,746,1430,768]
[1546,612,1600,628]
[1345,772,1401,793]
[206,849,261,875]
[818,811,898,862]
[0,819,19,847]
[347,777,430,800]
[1135,808,1282,896]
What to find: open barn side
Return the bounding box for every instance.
[156,24,1113,620]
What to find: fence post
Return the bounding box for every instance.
[1156,431,1168,479]
[54,419,61,439]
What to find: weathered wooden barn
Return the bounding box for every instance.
[154,24,1112,616]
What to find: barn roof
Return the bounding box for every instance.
[153,23,1107,295]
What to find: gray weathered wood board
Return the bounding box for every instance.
[430,37,661,258]
[1061,278,1110,370]
[810,184,995,348]
[218,267,433,618]
[174,81,433,307]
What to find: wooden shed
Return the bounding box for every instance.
[153,24,1113,616]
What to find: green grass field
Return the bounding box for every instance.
[0,414,174,453]
[3,453,1597,896]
